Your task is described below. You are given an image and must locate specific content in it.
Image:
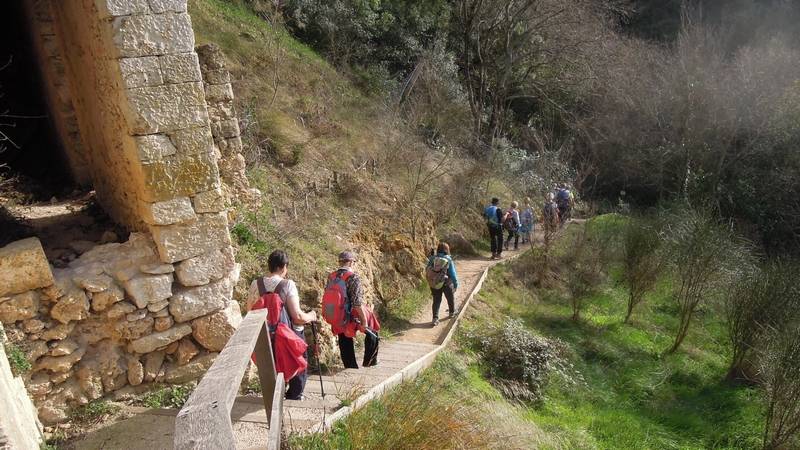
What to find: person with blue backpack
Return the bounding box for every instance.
[484,197,504,260]
[425,242,459,326]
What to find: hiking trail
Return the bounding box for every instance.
[71,232,551,448]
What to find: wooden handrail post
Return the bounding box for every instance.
[252,319,277,424]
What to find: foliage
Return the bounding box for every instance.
[758,323,800,450]
[70,400,120,425]
[467,319,563,402]
[140,384,193,409]
[621,215,664,323]
[4,341,31,376]
[561,226,604,321]
[725,260,800,381]
[662,207,749,353]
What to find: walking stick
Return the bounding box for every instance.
[310,321,325,398]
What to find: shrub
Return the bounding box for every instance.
[561,226,604,321]
[621,216,664,323]
[725,260,800,381]
[759,323,800,450]
[473,319,562,402]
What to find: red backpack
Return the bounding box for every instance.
[322,270,355,336]
[249,278,307,381]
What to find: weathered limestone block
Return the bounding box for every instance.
[76,274,114,293]
[115,316,154,341]
[175,246,234,287]
[176,337,198,365]
[160,52,201,83]
[38,378,87,424]
[204,83,234,102]
[140,263,174,275]
[163,353,216,384]
[149,0,187,13]
[107,302,136,320]
[26,341,49,363]
[50,371,71,384]
[122,274,173,308]
[196,43,226,70]
[50,289,89,324]
[154,316,173,332]
[151,212,230,263]
[41,322,75,341]
[28,372,52,398]
[0,291,40,323]
[171,126,213,156]
[125,82,208,134]
[135,134,176,162]
[143,351,165,382]
[128,324,192,354]
[127,357,144,386]
[49,339,79,357]
[152,307,171,318]
[96,0,150,18]
[201,68,229,85]
[147,299,169,313]
[126,309,147,322]
[211,118,240,138]
[35,347,86,373]
[0,238,54,296]
[208,101,236,121]
[169,275,232,322]
[112,12,194,58]
[141,197,196,226]
[91,284,125,312]
[119,56,163,89]
[141,152,219,202]
[165,341,179,354]
[22,318,46,334]
[191,300,241,352]
[192,188,226,213]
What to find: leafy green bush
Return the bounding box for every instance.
[470,320,564,402]
[621,216,664,323]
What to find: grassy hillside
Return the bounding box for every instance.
[296,217,766,449]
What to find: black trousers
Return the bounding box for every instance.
[285,328,308,400]
[506,229,519,250]
[488,224,504,255]
[431,284,455,320]
[338,332,379,369]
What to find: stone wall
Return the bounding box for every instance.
[0,0,247,425]
[0,324,44,450]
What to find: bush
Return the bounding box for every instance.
[473,320,562,402]
[621,216,664,323]
[759,323,800,450]
[561,226,604,321]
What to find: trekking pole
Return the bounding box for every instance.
[310,321,325,398]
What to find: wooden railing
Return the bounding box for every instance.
[174,309,284,450]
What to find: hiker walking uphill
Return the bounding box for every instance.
[556,184,573,224]
[543,193,560,233]
[425,242,459,326]
[322,251,380,369]
[504,201,521,250]
[520,198,535,244]
[247,250,317,400]
[484,197,504,260]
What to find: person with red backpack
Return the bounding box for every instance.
[322,251,379,369]
[247,250,317,400]
[425,242,459,326]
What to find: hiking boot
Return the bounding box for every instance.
[432,318,440,326]
[448,310,457,319]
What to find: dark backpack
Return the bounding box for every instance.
[503,211,518,231]
[425,255,450,289]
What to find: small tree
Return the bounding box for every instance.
[562,226,603,321]
[724,260,798,381]
[663,209,745,354]
[621,217,664,323]
[759,323,800,450]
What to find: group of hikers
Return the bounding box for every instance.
[247,184,574,401]
[484,184,574,259]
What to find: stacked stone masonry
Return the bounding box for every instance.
[0,0,254,424]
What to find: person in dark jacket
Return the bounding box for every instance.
[332,251,378,368]
[484,197,504,260]
[426,242,459,326]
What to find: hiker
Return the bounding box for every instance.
[425,242,459,326]
[520,197,535,244]
[556,184,572,224]
[543,193,560,233]
[247,250,316,400]
[484,197,504,259]
[504,201,521,251]
[323,251,379,369]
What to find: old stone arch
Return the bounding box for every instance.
[0,0,252,426]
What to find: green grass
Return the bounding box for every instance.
[4,341,31,376]
[70,400,120,425]
[139,384,193,409]
[379,281,431,337]
[462,217,765,450]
